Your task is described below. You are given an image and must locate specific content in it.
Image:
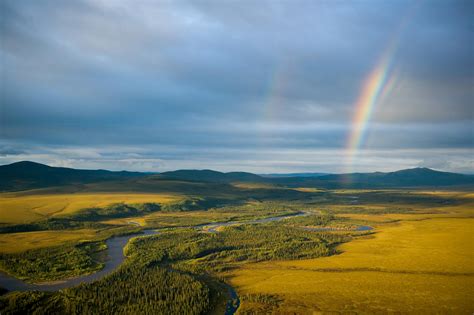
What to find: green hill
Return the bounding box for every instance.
[272,168,474,188]
[158,169,265,183]
[1,162,472,192]
[0,161,147,192]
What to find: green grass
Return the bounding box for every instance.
[0,188,472,314]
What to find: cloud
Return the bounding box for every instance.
[0,0,472,172]
[0,145,26,156]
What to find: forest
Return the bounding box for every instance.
[0,206,362,314]
[0,187,471,314]
[0,265,211,315]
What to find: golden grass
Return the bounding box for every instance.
[102,210,216,226]
[228,216,474,314]
[231,183,278,189]
[102,210,264,228]
[416,190,474,200]
[292,187,325,192]
[341,202,474,223]
[0,229,98,253]
[332,189,474,201]
[0,193,181,224]
[332,188,393,194]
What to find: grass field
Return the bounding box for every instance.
[227,215,474,314]
[102,203,297,228]
[103,210,253,227]
[0,192,182,224]
[103,210,243,227]
[1,187,472,313]
[0,229,99,253]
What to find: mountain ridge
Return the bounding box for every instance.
[157,169,264,183]
[0,161,472,191]
[275,167,474,188]
[0,161,148,191]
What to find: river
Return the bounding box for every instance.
[0,211,371,314]
[0,212,307,291]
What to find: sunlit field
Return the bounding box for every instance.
[103,210,269,227]
[102,202,296,228]
[0,188,472,314]
[0,229,99,253]
[1,1,472,313]
[227,208,474,314]
[0,192,181,224]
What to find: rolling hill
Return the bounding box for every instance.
[1,161,472,192]
[260,172,330,178]
[0,161,147,191]
[157,169,265,183]
[156,167,474,188]
[271,168,474,188]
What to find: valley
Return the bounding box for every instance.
[0,162,472,314]
[3,1,471,313]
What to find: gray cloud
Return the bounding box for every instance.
[1,0,472,172]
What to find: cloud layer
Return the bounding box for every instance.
[1,0,473,173]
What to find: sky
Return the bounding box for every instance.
[1,0,473,173]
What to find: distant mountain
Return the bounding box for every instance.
[272,168,474,188]
[155,167,473,188]
[1,162,472,192]
[157,169,265,183]
[0,161,147,191]
[261,172,330,178]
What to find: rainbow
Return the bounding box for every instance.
[344,2,421,172]
[345,54,394,169]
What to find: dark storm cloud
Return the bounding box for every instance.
[0,146,25,156]
[0,0,472,172]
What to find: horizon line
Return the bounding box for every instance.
[2,160,472,176]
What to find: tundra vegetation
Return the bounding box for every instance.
[0,186,472,314]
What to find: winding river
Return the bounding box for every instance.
[0,212,372,314]
[0,212,307,292]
